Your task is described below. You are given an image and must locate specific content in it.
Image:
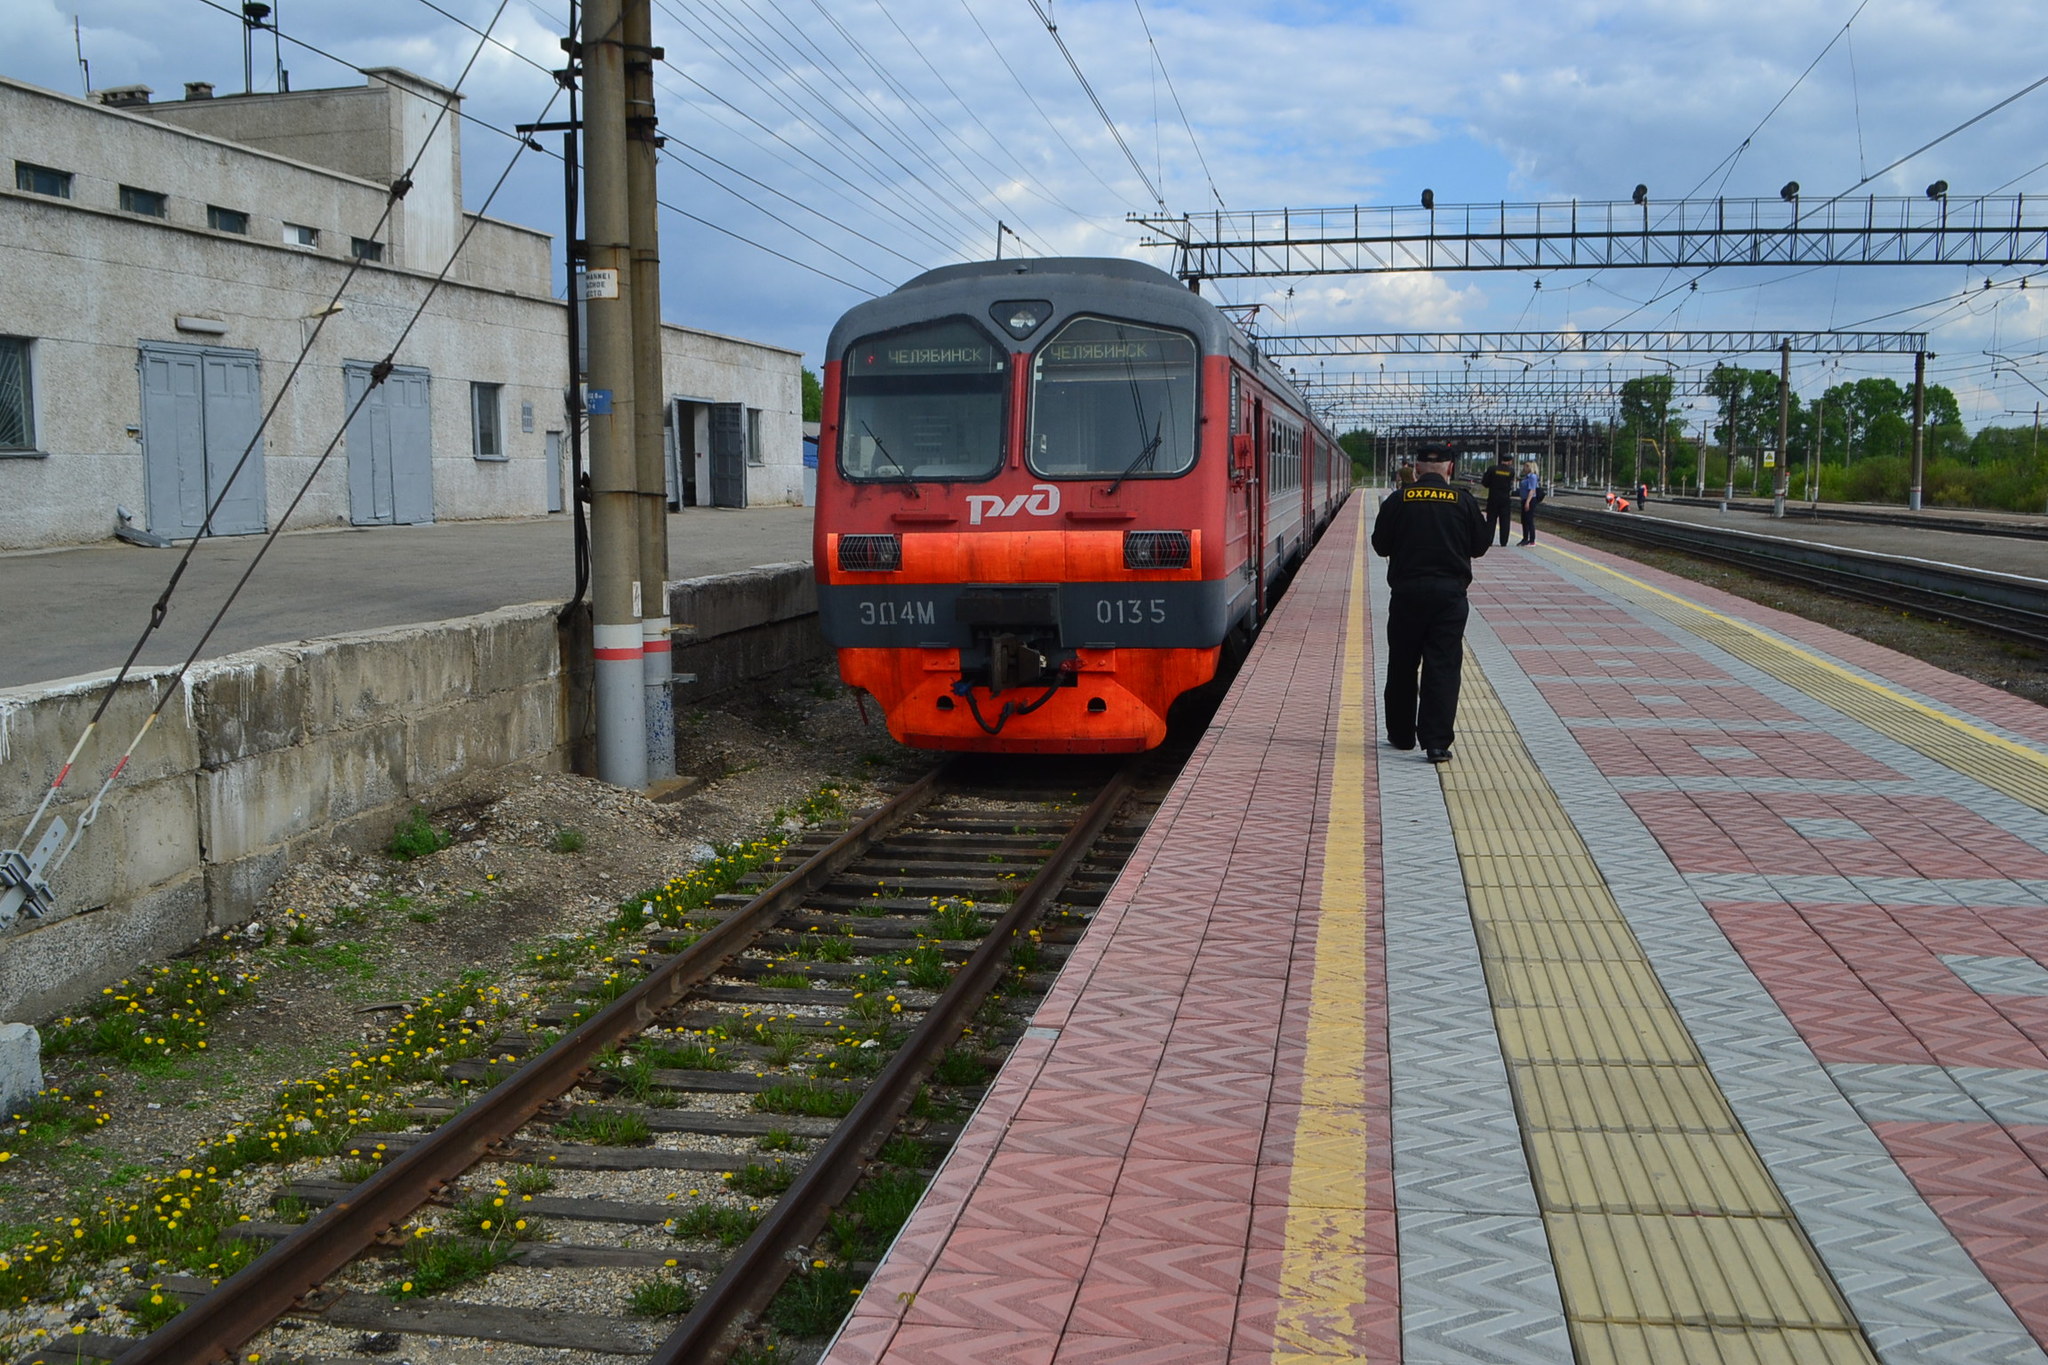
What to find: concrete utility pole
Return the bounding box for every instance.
[582,0,647,789]
[1722,384,1737,512]
[1772,339,1791,519]
[625,0,673,783]
[1909,350,1927,511]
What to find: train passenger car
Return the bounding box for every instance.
[813,257,1350,753]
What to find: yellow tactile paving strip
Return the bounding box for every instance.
[1541,544,2048,816]
[1443,664,1879,1361]
[1271,518,1374,1349]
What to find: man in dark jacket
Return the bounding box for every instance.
[1371,443,1491,763]
[1480,452,1516,546]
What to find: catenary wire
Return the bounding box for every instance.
[1022,0,1170,212]
[1130,0,1224,210]
[956,0,1138,210]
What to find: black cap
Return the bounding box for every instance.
[1415,443,1454,463]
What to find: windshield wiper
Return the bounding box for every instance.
[858,421,916,483]
[1105,419,1164,495]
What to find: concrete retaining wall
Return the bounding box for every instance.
[0,564,824,1023]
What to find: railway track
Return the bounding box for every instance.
[100,753,1179,1365]
[1543,500,2048,652]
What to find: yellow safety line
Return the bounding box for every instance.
[1444,662,1877,1363]
[1537,544,2048,815]
[1273,528,1374,1356]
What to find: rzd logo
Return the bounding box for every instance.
[966,483,1060,526]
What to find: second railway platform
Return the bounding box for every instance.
[816,491,2048,1364]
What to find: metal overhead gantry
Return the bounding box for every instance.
[1135,195,2048,281]
[1263,330,1928,358]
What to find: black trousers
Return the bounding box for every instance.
[1520,501,1537,543]
[1485,503,1513,546]
[1384,580,1470,751]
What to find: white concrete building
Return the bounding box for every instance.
[0,70,803,552]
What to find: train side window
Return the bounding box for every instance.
[839,317,1008,483]
[1029,316,1197,479]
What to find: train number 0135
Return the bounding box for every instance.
[1097,597,1167,625]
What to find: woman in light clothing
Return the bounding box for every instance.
[1516,460,1542,545]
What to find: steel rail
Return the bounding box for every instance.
[1544,504,2048,651]
[112,765,952,1365]
[653,763,1140,1364]
[1624,493,2048,543]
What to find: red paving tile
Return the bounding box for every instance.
[1050,1337,1230,1365]
[881,1326,1060,1365]
[902,1271,1081,1333]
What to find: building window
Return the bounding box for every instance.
[471,383,503,459]
[283,222,318,248]
[746,407,763,465]
[350,236,384,262]
[208,205,248,234]
[0,338,35,452]
[14,162,72,198]
[119,185,167,217]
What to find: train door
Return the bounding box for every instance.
[1251,398,1268,624]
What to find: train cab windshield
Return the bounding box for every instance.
[1029,317,1197,481]
[840,317,1008,482]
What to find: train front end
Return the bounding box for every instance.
[814,260,1240,754]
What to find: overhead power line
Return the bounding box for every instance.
[1022,0,1170,213]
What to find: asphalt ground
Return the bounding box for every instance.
[1546,489,2048,579]
[0,506,815,691]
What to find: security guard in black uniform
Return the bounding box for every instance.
[1371,443,1491,763]
[1479,453,1516,547]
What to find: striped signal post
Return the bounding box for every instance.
[1772,339,1791,519]
[625,0,673,782]
[583,0,647,789]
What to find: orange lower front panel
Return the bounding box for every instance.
[837,647,1222,753]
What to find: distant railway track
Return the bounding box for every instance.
[1622,492,2048,542]
[109,754,1177,1365]
[1542,500,2048,652]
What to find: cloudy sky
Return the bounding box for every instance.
[15,0,2048,428]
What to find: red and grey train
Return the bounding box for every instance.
[812,257,1350,753]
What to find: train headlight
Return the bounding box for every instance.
[991,300,1052,340]
[1124,530,1191,570]
[838,534,902,572]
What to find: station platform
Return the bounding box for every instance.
[819,492,2048,1365]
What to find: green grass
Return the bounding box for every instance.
[131,1284,187,1331]
[731,1161,796,1197]
[552,827,588,854]
[789,933,856,963]
[766,1262,863,1336]
[271,1195,314,1224]
[758,971,811,991]
[877,1136,935,1168]
[42,959,258,1065]
[931,1047,991,1087]
[553,1111,652,1145]
[628,1277,695,1317]
[507,1164,555,1196]
[385,1235,514,1299]
[336,1159,380,1184]
[757,1129,802,1153]
[754,1082,858,1118]
[902,945,953,991]
[387,807,454,861]
[669,1202,761,1247]
[639,1040,732,1072]
[925,902,989,940]
[448,1193,544,1241]
[827,1168,930,1261]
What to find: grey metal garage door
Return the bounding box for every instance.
[344,362,434,526]
[139,342,267,539]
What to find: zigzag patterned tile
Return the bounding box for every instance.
[1068,1282,1240,1343]
[1395,1210,1572,1364]
[1862,1323,2048,1364]
[901,1270,1081,1333]
[1230,1250,1400,1357]
[879,1324,1061,1365]
[976,1151,1125,1197]
[1048,1336,1229,1365]
[1391,1096,1541,1215]
[955,1184,1113,1239]
[1101,1194,1254,1246]
[934,1227,1097,1281]
[1113,1159,1258,1203]
[1014,1089,1149,1128]
[818,1311,899,1365]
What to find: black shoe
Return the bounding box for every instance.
[1387,736,1416,751]
[1425,748,1453,764]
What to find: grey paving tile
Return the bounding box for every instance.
[1396,1210,1574,1365]
[1943,954,2048,998]
[1865,1324,2048,1365]
[1786,817,1876,841]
